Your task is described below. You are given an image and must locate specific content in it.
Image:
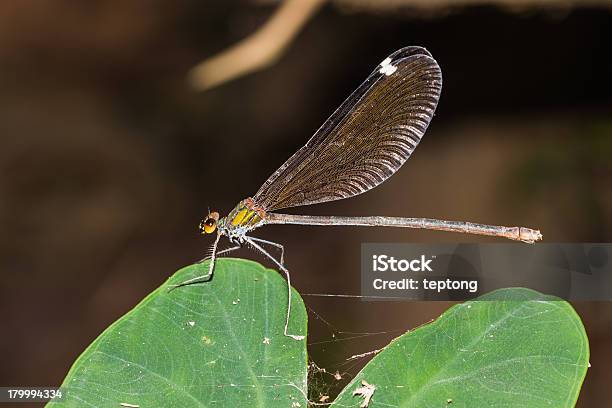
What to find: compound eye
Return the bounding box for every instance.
[202,218,217,234]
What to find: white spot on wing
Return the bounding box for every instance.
[379,57,397,76]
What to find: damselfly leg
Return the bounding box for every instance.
[249,236,285,264]
[168,233,234,291]
[245,237,304,340]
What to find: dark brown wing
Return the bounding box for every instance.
[253,46,442,211]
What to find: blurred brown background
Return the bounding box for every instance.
[0,1,611,406]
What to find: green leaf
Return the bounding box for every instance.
[332,288,589,408]
[48,258,308,408]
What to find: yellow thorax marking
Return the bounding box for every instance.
[231,208,257,226]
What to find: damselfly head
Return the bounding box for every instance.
[199,211,219,234]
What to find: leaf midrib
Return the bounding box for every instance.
[210,269,266,407]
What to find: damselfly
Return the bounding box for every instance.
[172,46,542,340]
